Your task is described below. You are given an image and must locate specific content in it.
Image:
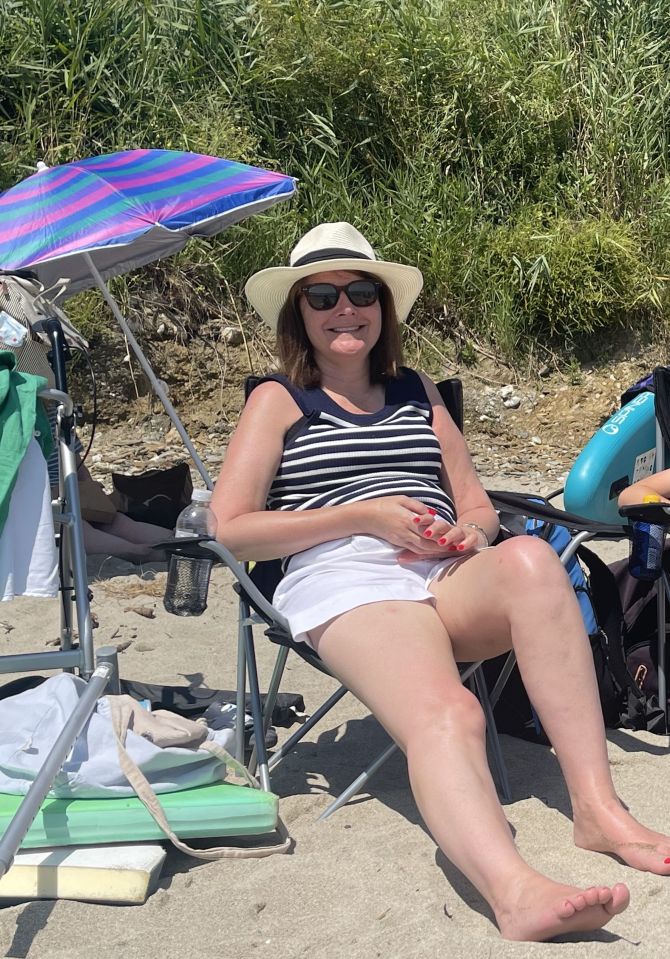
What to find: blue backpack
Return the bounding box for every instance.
[525,515,598,635]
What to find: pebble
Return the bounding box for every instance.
[503,396,521,409]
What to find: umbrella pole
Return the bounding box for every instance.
[83,253,213,489]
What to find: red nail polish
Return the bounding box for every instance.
[438,537,447,545]
[412,516,421,524]
[456,544,465,551]
[427,508,437,516]
[424,529,433,538]
[664,857,670,864]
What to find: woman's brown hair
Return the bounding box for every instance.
[275,274,404,388]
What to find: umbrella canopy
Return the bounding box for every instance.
[0,149,296,297]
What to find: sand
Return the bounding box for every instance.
[0,483,668,959]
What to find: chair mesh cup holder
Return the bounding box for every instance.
[158,537,220,617]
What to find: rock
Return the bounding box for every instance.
[531,436,542,445]
[222,326,244,347]
[123,605,156,619]
[500,384,514,400]
[503,396,521,409]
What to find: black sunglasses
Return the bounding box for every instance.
[300,279,382,311]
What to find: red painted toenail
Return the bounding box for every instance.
[664,857,670,864]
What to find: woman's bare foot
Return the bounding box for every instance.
[574,801,670,874]
[496,874,630,942]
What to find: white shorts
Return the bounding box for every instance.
[273,535,465,648]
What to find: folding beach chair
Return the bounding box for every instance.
[0,274,119,874]
[200,377,512,818]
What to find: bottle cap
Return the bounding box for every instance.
[643,494,662,503]
[192,489,213,503]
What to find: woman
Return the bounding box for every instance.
[212,222,670,941]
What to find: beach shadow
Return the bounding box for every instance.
[433,851,622,943]
[270,715,524,826]
[268,718,626,942]
[270,713,422,821]
[607,727,670,756]
[2,900,56,958]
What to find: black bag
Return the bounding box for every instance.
[111,462,193,529]
[609,551,670,707]
[483,536,666,744]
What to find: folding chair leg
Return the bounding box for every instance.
[661,572,669,733]
[318,741,398,821]
[473,665,512,803]
[489,650,516,710]
[234,615,247,765]
[239,597,271,791]
[317,665,510,820]
[248,644,290,777]
[268,685,348,772]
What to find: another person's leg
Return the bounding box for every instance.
[310,600,628,941]
[81,520,160,562]
[430,535,670,875]
[104,512,167,546]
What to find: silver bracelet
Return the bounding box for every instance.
[462,522,490,548]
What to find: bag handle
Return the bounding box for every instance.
[108,697,291,859]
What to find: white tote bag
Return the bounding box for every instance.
[0,673,236,798]
[0,673,290,859]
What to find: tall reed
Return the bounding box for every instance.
[1,0,669,358]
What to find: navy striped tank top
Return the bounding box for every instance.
[256,367,457,523]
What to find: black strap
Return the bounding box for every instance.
[578,545,639,698]
[488,490,628,539]
[653,366,670,451]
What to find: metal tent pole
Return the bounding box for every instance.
[83,253,213,489]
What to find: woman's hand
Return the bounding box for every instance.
[396,513,488,563]
[355,496,450,553]
[355,497,483,557]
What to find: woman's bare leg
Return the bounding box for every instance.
[310,600,629,941]
[81,519,164,562]
[430,535,670,877]
[104,512,167,545]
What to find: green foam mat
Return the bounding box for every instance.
[0,782,278,849]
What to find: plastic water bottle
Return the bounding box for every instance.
[629,493,665,581]
[163,489,217,616]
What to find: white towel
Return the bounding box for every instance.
[0,437,58,601]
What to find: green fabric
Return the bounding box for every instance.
[0,350,52,536]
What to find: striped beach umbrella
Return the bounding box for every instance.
[0,149,296,297]
[0,149,296,485]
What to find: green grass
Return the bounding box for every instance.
[2,0,670,362]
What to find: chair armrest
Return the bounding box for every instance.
[619,503,670,526]
[201,541,291,632]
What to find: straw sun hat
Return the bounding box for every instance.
[244,221,424,330]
